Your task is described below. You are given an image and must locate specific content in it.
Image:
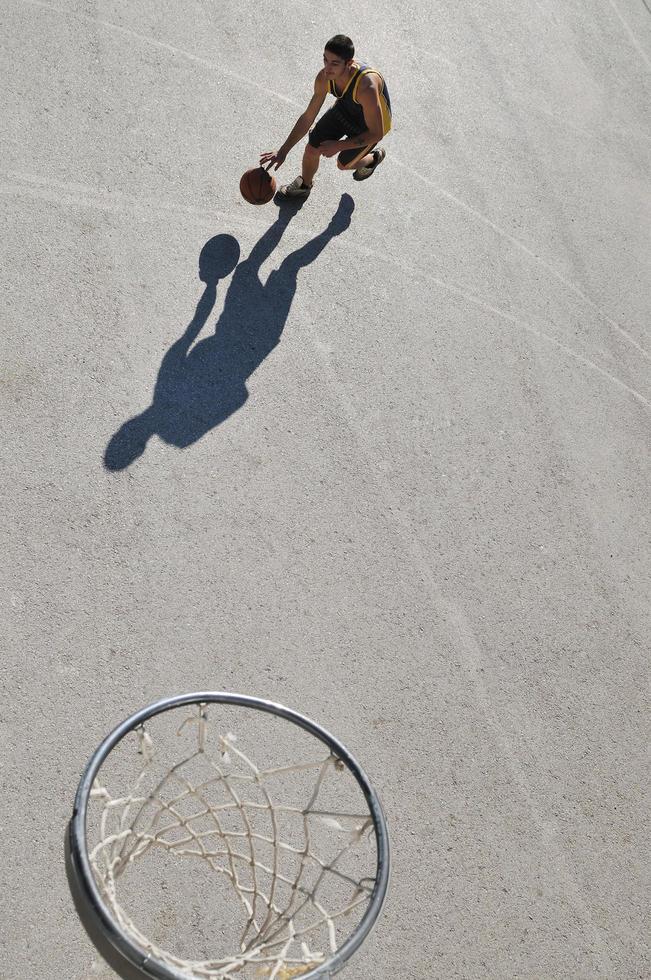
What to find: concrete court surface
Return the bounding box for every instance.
[1,0,649,977]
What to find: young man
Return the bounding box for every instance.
[261,35,392,200]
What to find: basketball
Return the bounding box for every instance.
[240,166,276,205]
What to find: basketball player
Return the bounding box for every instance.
[260,35,391,200]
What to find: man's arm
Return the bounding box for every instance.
[260,73,328,169]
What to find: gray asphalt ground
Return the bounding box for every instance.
[2,1,650,978]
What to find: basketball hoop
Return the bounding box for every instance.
[68,693,390,979]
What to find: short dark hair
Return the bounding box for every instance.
[325,35,355,61]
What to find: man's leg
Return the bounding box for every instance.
[279,107,346,199]
[301,143,321,188]
[278,145,319,200]
[349,152,375,169]
[278,146,318,199]
[338,145,386,182]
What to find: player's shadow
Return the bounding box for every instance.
[104,193,355,471]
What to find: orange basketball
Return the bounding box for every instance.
[240,166,276,205]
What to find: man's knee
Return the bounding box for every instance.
[305,142,321,160]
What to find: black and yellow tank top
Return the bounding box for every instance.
[328,63,392,135]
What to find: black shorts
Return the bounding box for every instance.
[309,105,377,168]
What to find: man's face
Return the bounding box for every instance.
[323,49,351,80]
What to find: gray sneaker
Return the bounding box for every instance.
[353,147,386,182]
[278,175,312,199]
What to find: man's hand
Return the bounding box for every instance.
[317,140,342,159]
[260,149,287,170]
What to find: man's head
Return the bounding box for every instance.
[323,35,355,78]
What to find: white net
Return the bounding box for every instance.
[85,704,378,979]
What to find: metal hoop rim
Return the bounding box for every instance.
[70,692,391,980]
